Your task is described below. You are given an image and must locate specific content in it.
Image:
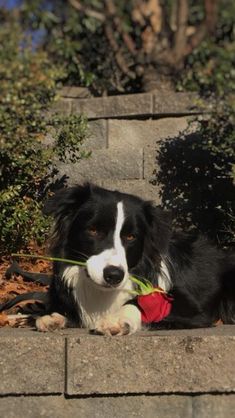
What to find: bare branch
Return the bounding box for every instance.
[205,0,218,33]
[104,24,119,52]
[103,0,137,78]
[173,0,189,62]
[185,0,218,55]
[105,0,137,56]
[68,0,105,22]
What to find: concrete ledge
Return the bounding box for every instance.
[50,92,202,120]
[71,93,153,119]
[0,327,234,397]
[153,92,201,115]
[66,334,235,395]
[1,394,234,418]
[0,333,65,395]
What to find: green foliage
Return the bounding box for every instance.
[156,107,235,247]
[0,20,89,254]
[19,0,106,92]
[19,0,139,94]
[153,1,235,248]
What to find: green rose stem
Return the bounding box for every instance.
[11,253,165,296]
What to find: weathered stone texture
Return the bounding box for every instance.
[96,179,161,204]
[108,117,189,148]
[72,93,152,118]
[0,395,193,418]
[193,395,235,418]
[59,86,92,99]
[0,335,64,394]
[154,92,200,115]
[56,147,144,183]
[66,335,235,395]
[86,119,107,150]
[49,98,72,116]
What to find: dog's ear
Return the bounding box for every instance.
[143,203,172,255]
[43,183,91,217]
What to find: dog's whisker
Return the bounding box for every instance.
[67,249,89,261]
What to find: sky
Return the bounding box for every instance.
[1,0,22,8]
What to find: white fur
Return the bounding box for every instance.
[62,265,135,330]
[93,304,141,335]
[60,202,139,332]
[86,201,128,287]
[158,260,172,292]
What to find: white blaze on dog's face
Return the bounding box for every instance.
[87,202,129,288]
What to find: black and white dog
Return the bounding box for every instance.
[36,183,235,335]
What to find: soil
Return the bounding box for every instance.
[0,244,51,327]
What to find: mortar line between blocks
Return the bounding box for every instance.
[64,337,68,396]
[142,148,145,180]
[106,119,109,149]
[151,93,154,115]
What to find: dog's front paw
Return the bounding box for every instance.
[90,317,131,336]
[36,312,67,332]
[90,305,141,336]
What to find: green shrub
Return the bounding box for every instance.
[151,1,235,248]
[156,106,235,247]
[0,21,89,255]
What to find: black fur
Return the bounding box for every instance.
[44,183,235,329]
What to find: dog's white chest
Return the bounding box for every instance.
[62,266,134,329]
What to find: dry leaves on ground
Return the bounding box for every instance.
[0,246,51,328]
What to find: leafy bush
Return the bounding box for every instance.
[0,21,89,254]
[155,3,235,247]
[156,107,235,247]
[18,1,232,95]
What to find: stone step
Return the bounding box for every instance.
[50,92,202,120]
[0,394,235,418]
[0,327,234,396]
[56,147,144,183]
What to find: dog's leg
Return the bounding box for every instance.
[36,312,68,332]
[91,304,142,336]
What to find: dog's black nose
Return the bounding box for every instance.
[103,266,125,286]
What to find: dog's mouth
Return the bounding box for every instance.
[84,268,123,290]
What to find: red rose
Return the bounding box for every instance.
[137,291,173,323]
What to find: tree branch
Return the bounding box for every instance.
[173,0,189,62]
[185,0,218,55]
[68,0,105,22]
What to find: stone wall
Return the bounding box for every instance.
[0,327,235,418]
[49,89,202,203]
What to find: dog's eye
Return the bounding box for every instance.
[123,234,135,242]
[87,227,99,237]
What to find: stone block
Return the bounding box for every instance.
[66,335,235,395]
[154,92,201,115]
[96,179,161,204]
[58,86,92,99]
[49,98,72,116]
[0,395,193,418]
[108,117,190,149]
[0,333,64,394]
[86,120,107,150]
[56,147,144,183]
[71,93,152,119]
[193,395,235,418]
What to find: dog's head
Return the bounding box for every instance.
[44,184,172,290]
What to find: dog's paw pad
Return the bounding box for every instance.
[36,313,67,332]
[90,319,131,336]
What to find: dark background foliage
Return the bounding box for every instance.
[0,0,234,252]
[0,12,89,254]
